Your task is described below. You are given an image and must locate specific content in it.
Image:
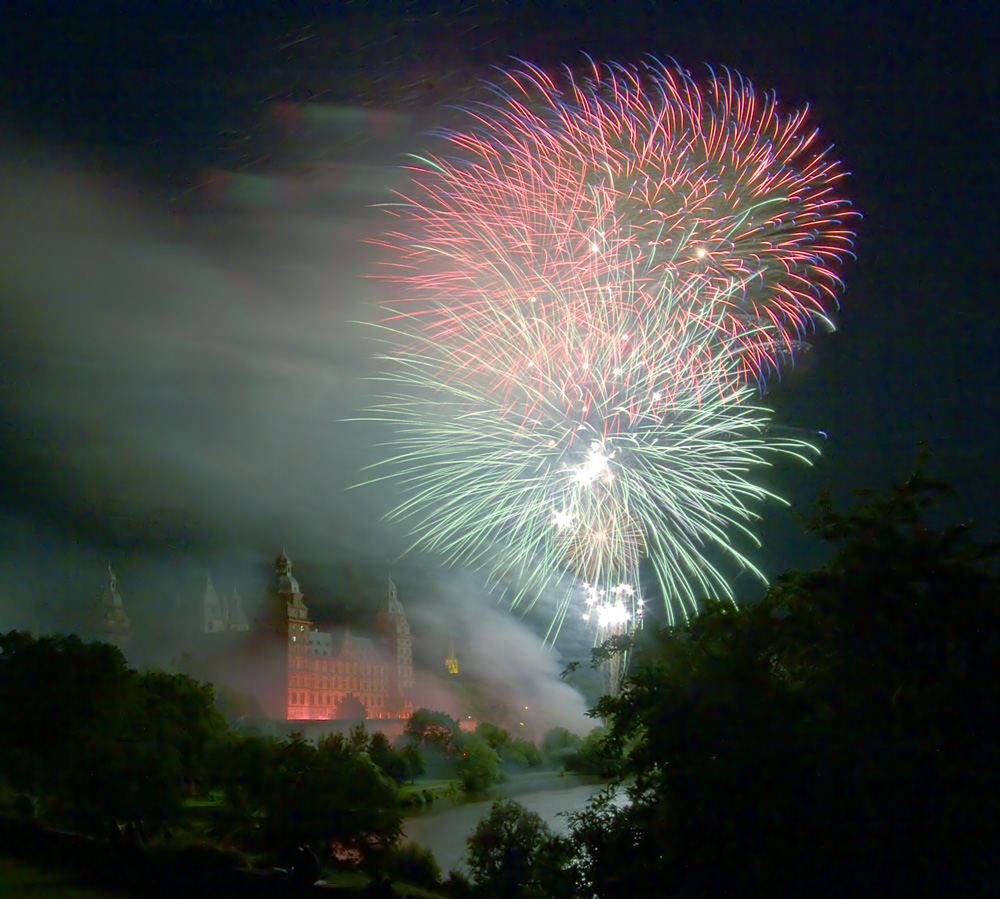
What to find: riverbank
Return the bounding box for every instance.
[401,772,611,874]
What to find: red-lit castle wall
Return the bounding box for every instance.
[261,553,414,722]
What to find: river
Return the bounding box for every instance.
[401,772,614,873]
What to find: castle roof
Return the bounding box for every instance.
[309,626,385,662]
[377,577,405,617]
[86,564,130,642]
[273,550,302,596]
[204,575,225,619]
[97,563,125,609]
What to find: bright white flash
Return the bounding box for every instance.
[576,448,610,484]
[552,509,573,527]
[596,601,631,628]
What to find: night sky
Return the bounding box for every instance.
[0,1,995,706]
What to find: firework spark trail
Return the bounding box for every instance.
[362,59,855,677]
[379,60,853,397]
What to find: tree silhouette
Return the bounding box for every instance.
[562,469,1000,898]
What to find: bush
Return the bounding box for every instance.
[370,842,442,887]
[465,798,565,892]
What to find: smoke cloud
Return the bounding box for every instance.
[0,124,595,726]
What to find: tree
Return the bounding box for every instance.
[404,708,461,755]
[565,727,618,777]
[249,733,401,863]
[540,727,582,768]
[466,799,567,897]
[335,693,367,720]
[0,634,131,801]
[395,739,424,783]
[505,736,542,768]
[475,722,542,769]
[368,731,409,786]
[404,708,462,777]
[563,469,1000,898]
[131,671,228,790]
[454,732,501,793]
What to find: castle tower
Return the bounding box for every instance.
[255,550,312,719]
[203,575,227,633]
[89,564,131,651]
[227,587,249,632]
[376,577,414,716]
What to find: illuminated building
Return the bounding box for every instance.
[252,551,414,721]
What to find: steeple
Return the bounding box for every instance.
[446,634,459,675]
[274,551,304,602]
[376,576,414,701]
[203,575,227,633]
[228,586,249,631]
[89,563,131,650]
[377,576,405,617]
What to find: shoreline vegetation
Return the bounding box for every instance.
[0,770,607,898]
[3,471,997,896]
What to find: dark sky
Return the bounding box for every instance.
[0,1,996,695]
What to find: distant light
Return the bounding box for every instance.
[696,247,707,258]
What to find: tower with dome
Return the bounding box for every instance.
[252,550,415,722]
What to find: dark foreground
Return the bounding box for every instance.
[0,813,363,898]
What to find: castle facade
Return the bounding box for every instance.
[254,551,415,722]
[86,551,415,723]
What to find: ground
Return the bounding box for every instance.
[0,856,134,899]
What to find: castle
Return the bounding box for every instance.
[87,551,415,722]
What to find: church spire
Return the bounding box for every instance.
[228,586,249,631]
[446,634,459,675]
[89,563,131,650]
[203,575,227,633]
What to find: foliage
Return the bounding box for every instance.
[505,736,542,768]
[211,682,263,726]
[0,636,221,835]
[368,731,409,786]
[0,634,130,798]
[454,732,501,793]
[404,708,461,754]
[540,727,583,768]
[131,671,228,787]
[335,693,367,720]
[249,733,402,862]
[465,798,568,896]
[404,708,462,778]
[367,841,442,888]
[475,722,542,769]
[557,727,619,777]
[395,739,425,783]
[564,470,1000,898]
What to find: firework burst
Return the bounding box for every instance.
[361,58,855,678]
